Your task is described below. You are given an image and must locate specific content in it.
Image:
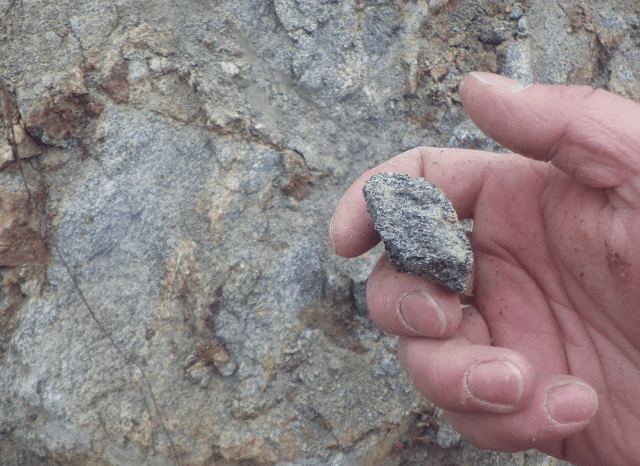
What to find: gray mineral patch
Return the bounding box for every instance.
[363,173,473,295]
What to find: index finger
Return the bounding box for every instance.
[329,147,530,258]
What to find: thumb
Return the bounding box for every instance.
[460,72,640,195]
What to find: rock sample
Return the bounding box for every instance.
[363,173,473,295]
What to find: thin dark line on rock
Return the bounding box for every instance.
[0,76,181,466]
[0,0,17,29]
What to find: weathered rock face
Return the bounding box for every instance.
[0,0,635,465]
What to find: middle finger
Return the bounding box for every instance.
[366,253,463,338]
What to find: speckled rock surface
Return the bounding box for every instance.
[0,0,635,465]
[363,173,473,294]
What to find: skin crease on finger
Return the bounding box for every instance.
[331,74,640,465]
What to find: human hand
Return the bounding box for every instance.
[329,72,640,466]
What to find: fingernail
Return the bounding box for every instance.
[469,71,496,86]
[328,213,337,254]
[511,83,532,92]
[398,290,446,337]
[466,361,523,407]
[469,72,531,92]
[545,383,598,424]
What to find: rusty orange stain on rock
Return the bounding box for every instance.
[0,192,49,267]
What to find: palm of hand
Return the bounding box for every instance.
[464,156,640,464]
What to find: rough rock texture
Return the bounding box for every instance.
[364,173,473,294]
[0,0,636,465]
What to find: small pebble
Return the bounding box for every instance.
[508,7,524,20]
[436,418,462,449]
[363,173,473,295]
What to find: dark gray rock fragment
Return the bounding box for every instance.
[363,173,473,295]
